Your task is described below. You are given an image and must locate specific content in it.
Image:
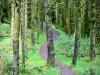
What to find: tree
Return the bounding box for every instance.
[40,0,44,30]
[81,0,90,37]
[89,0,96,61]
[95,0,100,45]
[44,0,55,66]
[21,0,27,68]
[68,0,75,35]
[11,0,21,75]
[65,0,69,34]
[72,0,82,66]
[55,1,59,27]
[31,22,35,47]
[0,0,2,24]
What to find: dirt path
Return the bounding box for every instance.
[39,29,78,75]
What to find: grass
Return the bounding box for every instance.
[1,23,99,75]
[0,23,60,75]
[24,29,60,75]
[26,31,46,67]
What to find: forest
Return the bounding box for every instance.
[0,0,100,75]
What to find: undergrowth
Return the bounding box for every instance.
[55,33,99,57]
[54,28,100,75]
[0,23,60,75]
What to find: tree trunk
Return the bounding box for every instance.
[68,0,75,35]
[72,0,81,66]
[90,0,96,61]
[37,10,40,39]
[90,24,95,61]
[40,19,44,30]
[31,22,35,47]
[65,0,69,34]
[11,0,21,75]
[27,0,31,28]
[0,0,2,24]
[95,0,100,45]
[55,3,59,27]
[72,17,81,66]
[22,0,27,68]
[44,0,55,66]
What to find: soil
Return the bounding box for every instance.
[39,29,78,75]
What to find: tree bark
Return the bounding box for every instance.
[40,19,44,30]
[55,3,59,27]
[90,0,96,61]
[72,0,82,66]
[44,0,55,66]
[65,0,69,34]
[0,0,2,24]
[11,0,21,75]
[68,0,75,35]
[31,22,35,47]
[95,0,100,45]
[22,0,27,68]
[72,17,81,66]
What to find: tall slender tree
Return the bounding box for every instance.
[0,0,2,24]
[31,0,35,47]
[39,0,44,30]
[65,0,69,34]
[72,0,82,66]
[68,0,75,35]
[22,0,27,68]
[44,0,55,66]
[95,0,100,45]
[55,1,59,27]
[90,0,96,61]
[11,0,21,75]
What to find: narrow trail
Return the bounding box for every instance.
[39,29,78,75]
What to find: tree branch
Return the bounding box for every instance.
[47,0,59,15]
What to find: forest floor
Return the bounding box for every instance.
[1,23,99,75]
[39,29,78,75]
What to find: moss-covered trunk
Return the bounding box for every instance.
[72,0,82,66]
[11,0,21,75]
[0,0,2,24]
[44,0,55,66]
[21,0,28,68]
[89,0,96,61]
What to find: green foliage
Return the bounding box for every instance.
[83,68,95,75]
[0,37,11,44]
[0,23,11,36]
[55,34,74,56]
[19,66,60,75]
[55,33,99,57]
[54,29,100,75]
[0,24,60,75]
[24,28,60,75]
[3,52,13,75]
[28,45,37,53]
[55,34,89,57]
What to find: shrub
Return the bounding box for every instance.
[3,52,13,75]
[54,34,96,57]
[83,68,95,75]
